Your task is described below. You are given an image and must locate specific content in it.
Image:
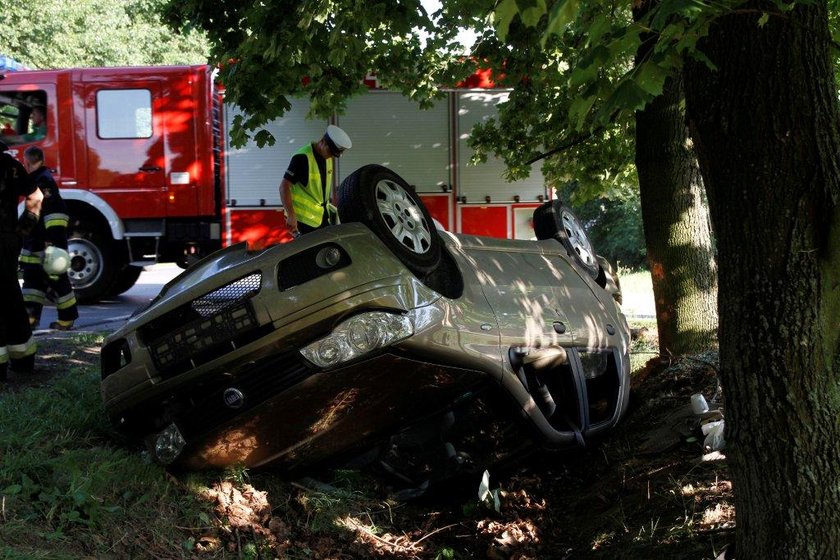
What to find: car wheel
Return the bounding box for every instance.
[67,220,118,303]
[338,164,442,275]
[106,265,143,297]
[533,200,599,278]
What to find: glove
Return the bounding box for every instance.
[16,210,39,236]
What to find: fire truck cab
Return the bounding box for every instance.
[0,65,223,302]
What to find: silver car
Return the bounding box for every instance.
[101,165,630,482]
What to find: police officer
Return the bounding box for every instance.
[20,146,78,330]
[0,139,43,380]
[279,125,352,237]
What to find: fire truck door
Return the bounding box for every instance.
[83,81,166,218]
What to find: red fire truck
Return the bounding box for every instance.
[0,64,547,302]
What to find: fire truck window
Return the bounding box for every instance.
[0,90,47,146]
[97,89,152,139]
[0,106,19,139]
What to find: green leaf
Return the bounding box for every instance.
[518,0,547,27]
[253,129,276,148]
[757,12,769,27]
[3,484,22,495]
[605,79,651,114]
[607,25,642,60]
[494,0,519,41]
[586,14,611,48]
[569,62,599,88]
[569,95,597,130]
[634,61,669,97]
[542,0,580,45]
[478,470,491,501]
[656,21,686,53]
[687,48,718,72]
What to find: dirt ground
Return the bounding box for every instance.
[25,332,734,559]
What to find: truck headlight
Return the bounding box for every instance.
[300,311,413,368]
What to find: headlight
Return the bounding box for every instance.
[154,423,186,464]
[300,311,414,368]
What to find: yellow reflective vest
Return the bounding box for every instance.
[289,144,333,228]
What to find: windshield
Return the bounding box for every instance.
[0,90,47,146]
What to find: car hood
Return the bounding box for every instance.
[114,223,443,341]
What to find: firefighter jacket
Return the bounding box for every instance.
[21,166,69,254]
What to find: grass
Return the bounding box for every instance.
[0,334,397,558]
[619,267,659,373]
[0,334,213,558]
[620,269,655,319]
[629,316,659,374]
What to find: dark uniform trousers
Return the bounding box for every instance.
[0,234,36,376]
[0,151,37,379]
[20,168,78,326]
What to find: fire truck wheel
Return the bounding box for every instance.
[337,164,441,277]
[67,222,118,303]
[532,200,600,279]
[105,265,143,297]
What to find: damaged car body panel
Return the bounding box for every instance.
[449,233,630,448]
[101,164,631,480]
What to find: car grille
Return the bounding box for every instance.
[192,273,262,316]
[141,273,266,377]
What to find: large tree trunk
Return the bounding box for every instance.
[635,73,718,356]
[683,2,840,557]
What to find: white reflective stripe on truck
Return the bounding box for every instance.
[59,189,126,240]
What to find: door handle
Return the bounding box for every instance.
[139,165,162,172]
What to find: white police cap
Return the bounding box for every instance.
[324,125,352,156]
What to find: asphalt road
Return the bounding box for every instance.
[32,263,183,335]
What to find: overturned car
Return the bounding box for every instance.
[101,164,630,482]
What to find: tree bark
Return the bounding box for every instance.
[683,2,840,557]
[635,73,719,356]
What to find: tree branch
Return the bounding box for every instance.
[525,129,598,165]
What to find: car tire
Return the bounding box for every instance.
[533,200,599,279]
[105,265,143,297]
[338,164,442,276]
[67,219,118,303]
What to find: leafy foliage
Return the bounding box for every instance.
[165,0,484,147]
[0,0,209,69]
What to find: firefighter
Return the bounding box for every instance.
[0,139,42,380]
[279,125,352,237]
[19,146,78,331]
